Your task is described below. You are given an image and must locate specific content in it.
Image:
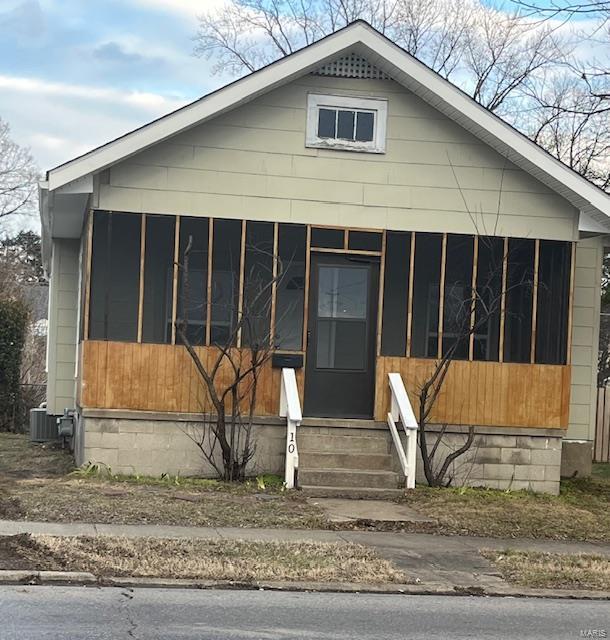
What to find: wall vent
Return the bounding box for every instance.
[312,53,391,80]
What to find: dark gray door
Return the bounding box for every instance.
[304,254,379,418]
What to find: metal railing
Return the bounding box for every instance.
[280,368,302,489]
[387,372,418,489]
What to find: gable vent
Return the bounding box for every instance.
[312,53,391,80]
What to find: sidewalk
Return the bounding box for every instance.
[1,518,609,593]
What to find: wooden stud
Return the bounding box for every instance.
[530,239,540,364]
[302,225,312,353]
[170,216,180,345]
[566,241,576,365]
[499,237,508,363]
[310,247,382,257]
[83,210,94,341]
[137,214,146,343]
[437,233,448,360]
[469,235,479,361]
[270,222,279,347]
[236,219,247,348]
[406,232,416,357]
[205,218,214,346]
[344,228,349,250]
[376,230,387,357]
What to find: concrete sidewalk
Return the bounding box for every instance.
[1,519,609,592]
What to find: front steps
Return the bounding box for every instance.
[297,421,404,497]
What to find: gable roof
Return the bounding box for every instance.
[43,20,610,231]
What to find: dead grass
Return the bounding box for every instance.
[482,549,610,591]
[0,533,407,583]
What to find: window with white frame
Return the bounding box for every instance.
[306,94,387,153]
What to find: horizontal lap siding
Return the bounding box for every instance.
[96,75,577,242]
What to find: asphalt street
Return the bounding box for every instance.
[0,586,608,639]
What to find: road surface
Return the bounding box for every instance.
[0,586,607,639]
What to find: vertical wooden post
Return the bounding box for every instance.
[437,233,448,360]
[468,235,479,361]
[236,219,247,348]
[137,214,146,343]
[302,225,312,353]
[499,236,509,363]
[83,210,94,341]
[530,238,540,363]
[270,222,279,347]
[566,241,576,365]
[205,218,214,346]
[171,216,180,345]
[406,232,416,358]
[376,230,387,357]
[344,228,349,250]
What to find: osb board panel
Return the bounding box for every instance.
[374,357,571,428]
[81,341,304,416]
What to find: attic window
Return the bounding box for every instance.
[306,94,387,153]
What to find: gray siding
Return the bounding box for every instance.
[568,236,604,441]
[46,238,79,415]
[97,75,578,241]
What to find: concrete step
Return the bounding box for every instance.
[298,468,400,489]
[298,451,393,471]
[300,485,405,499]
[297,433,391,455]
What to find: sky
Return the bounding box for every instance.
[0,0,231,172]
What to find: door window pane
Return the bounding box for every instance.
[210,219,241,345]
[275,224,306,350]
[535,241,571,364]
[317,266,368,319]
[242,221,274,348]
[504,238,535,363]
[410,233,442,358]
[381,231,410,356]
[442,235,474,359]
[142,215,175,344]
[473,236,503,361]
[316,320,367,369]
[89,211,140,342]
[177,217,208,346]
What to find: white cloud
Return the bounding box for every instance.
[129,0,227,19]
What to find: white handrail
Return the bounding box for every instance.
[280,368,302,489]
[387,372,418,489]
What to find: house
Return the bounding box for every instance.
[39,21,610,495]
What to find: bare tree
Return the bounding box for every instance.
[176,235,289,481]
[0,118,39,232]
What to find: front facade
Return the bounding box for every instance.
[41,23,609,494]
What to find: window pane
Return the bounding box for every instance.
[536,241,571,364]
[411,233,442,358]
[318,108,336,138]
[473,236,503,361]
[337,110,355,140]
[504,238,535,363]
[355,112,374,142]
[442,235,474,359]
[311,227,344,249]
[177,217,208,346]
[210,219,242,345]
[275,224,306,350]
[142,216,175,344]
[348,230,382,252]
[316,319,366,370]
[381,231,410,356]
[89,211,140,342]
[242,221,274,348]
[317,266,368,319]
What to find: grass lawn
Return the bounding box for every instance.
[482,549,610,591]
[1,434,609,542]
[0,533,406,583]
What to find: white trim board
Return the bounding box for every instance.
[44,20,610,230]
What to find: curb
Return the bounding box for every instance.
[0,571,608,600]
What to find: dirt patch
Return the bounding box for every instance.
[482,549,610,591]
[0,534,407,583]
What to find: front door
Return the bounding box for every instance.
[304,253,379,418]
